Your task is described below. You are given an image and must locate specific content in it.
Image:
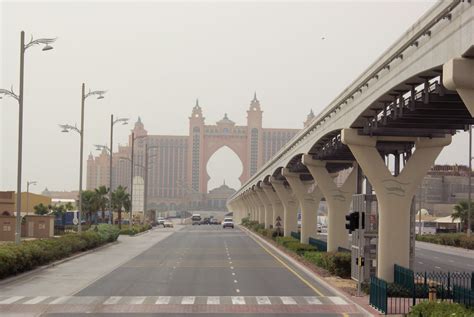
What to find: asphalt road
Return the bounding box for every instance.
[0,225,366,316]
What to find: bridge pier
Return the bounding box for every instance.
[243,194,256,222]
[444,57,474,116]
[342,128,452,282]
[255,184,272,229]
[282,168,322,244]
[303,156,356,252]
[262,182,284,230]
[252,188,266,225]
[250,191,262,223]
[271,177,298,237]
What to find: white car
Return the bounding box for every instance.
[222,218,234,229]
[157,217,165,226]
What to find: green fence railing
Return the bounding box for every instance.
[370,275,387,314]
[290,231,300,240]
[453,285,474,308]
[308,237,327,252]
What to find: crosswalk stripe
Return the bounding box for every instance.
[181,296,195,305]
[231,296,245,305]
[328,296,348,305]
[103,296,122,305]
[207,296,220,305]
[23,296,49,305]
[130,296,146,304]
[49,296,71,304]
[304,296,322,305]
[280,296,297,305]
[0,296,24,304]
[155,296,171,304]
[256,296,271,305]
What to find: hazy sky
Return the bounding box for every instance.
[3,0,467,194]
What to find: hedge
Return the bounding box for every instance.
[304,251,351,278]
[119,224,152,236]
[0,224,119,279]
[416,233,474,250]
[284,241,316,255]
[408,301,474,317]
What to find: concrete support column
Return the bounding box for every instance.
[243,195,255,221]
[444,58,474,116]
[302,155,357,252]
[262,183,283,229]
[282,168,323,244]
[271,177,298,237]
[342,128,452,282]
[256,185,272,229]
[255,190,266,225]
[249,192,260,223]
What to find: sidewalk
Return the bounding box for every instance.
[0,226,183,297]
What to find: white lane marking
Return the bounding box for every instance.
[256,296,271,305]
[234,280,238,283]
[236,289,240,293]
[449,260,454,263]
[230,266,234,270]
[468,264,474,267]
[304,296,322,305]
[207,296,220,305]
[49,296,71,305]
[23,296,49,305]
[104,296,122,305]
[181,296,195,305]
[418,262,423,265]
[231,296,245,305]
[280,296,297,305]
[328,296,348,305]
[0,296,25,304]
[130,296,146,304]
[232,272,236,276]
[229,261,233,264]
[155,296,171,304]
[435,266,442,270]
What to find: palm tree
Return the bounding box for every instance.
[33,203,50,215]
[452,200,473,232]
[112,186,131,229]
[81,190,99,224]
[94,186,109,223]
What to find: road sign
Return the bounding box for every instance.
[275,221,281,227]
[276,216,282,221]
[73,217,78,225]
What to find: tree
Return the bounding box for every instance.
[112,186,130,229]
[81,190,99,224]
[452,200,474,232]
[33,203,49,215]
[94,186,109,222]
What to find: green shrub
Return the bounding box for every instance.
[416,233,474,250]
[119,224,151,236]
[303,251,351,278]
[0,224,119,280]
[408,301,473,317]
[275,236,298,247]
[285,241,316,255]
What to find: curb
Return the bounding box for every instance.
[0,240,119,286]
[240,226,376,316]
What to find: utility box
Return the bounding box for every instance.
[22,215,54,238]
[0,215,16,241]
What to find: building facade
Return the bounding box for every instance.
[87,95,306,211]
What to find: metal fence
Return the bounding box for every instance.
[308,237,327,252]
[370,275,387,314]
[453,285,474,307]
[54,224,91,235]
[290,231,300,240]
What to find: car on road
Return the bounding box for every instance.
[157,217,165,226]
[200,218,211,225]
[222,217,234,229]
[210,218,220,225]
[164,220,174,228]
[192,214,202,225]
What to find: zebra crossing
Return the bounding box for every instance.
[0,295,349,306]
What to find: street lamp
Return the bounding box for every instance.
[59,84,106,233]
[26,180,38,216]
[94,116,128,225]
[1,31,56,244]
[468,126,472,237]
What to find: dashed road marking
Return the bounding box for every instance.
[435,266,442,270]
[231,296,245,305]
[181,296,195,305]
[23,296,49,305]
[305,296,322,305]
[234,280,238,283]
[256,296,271,305]
[0,296,24,304]
[280,296,297,305]
[207,296,220,305]
[49,296,71,305]
[104,296,122,305]
[329,296,348,305]
[130,296,146,305]
[155,296,171,304]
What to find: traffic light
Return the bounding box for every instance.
[345,211,365,233]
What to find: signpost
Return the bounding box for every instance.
[275,216,282,236]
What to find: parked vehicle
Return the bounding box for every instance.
[164,221,174,228]
[222,217,234,229]
[200,218,211,225]
[210,218,219,225]
[157,217,166,226]
[192,214,202,225]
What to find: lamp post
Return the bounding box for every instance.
[468,126,472,237]
[59,84,106,233]
[1,31,56,244]
[26,180,37,216]
[95,115,128,224]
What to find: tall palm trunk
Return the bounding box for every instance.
[118,210,122,229]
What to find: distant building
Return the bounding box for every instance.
[206,182,236,211]
[0,191,51,216]
[42,188,79,201]
[87,94,306,211]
